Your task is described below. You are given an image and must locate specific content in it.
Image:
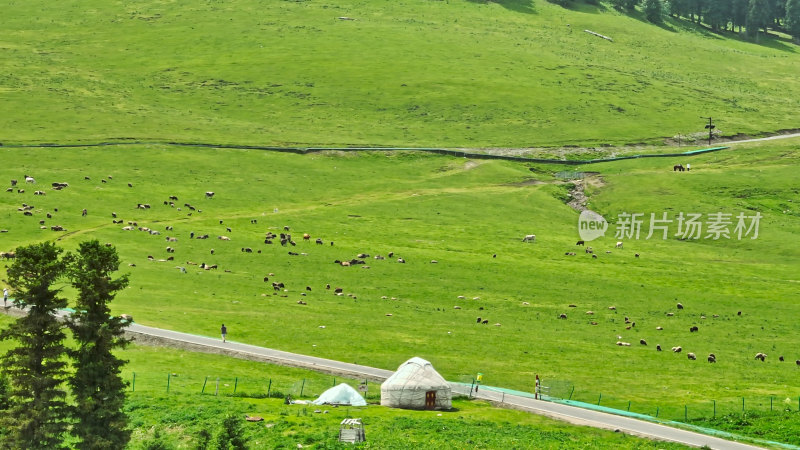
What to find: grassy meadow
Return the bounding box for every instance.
[2,139,799,433]
[3,0,800,445]
[0,316,690,448]
[2,0,799,148]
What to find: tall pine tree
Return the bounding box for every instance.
[67,240,132,450]
[787,0,800,42]
[0,242,70,450]
[746,0,771,38]
[644,0,666,22]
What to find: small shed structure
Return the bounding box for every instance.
[339,418,365,443]
[380,357,452,410]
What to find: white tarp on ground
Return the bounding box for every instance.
[312,383,367,406]
[380,357,452,410]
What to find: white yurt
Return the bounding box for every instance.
[380,357,452,410]
[312,383,367,406]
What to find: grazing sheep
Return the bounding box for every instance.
[522,234,536,242]
[687,353,696,360]
[640,339,647,345]
[481,319,488,324]
[635,253,640,258]
[576,240,585,246]
[677,303,684,309]
[656,345,662,351]
[689,326,698,332]
[608,306,616,310]
[315,238,323,245]
[796,360,800,366]
[585,247,593,254]
[334,287,343,294]
[303,233,311,240]
[779,356,785,362]
[672,346,682,353]
[25,176,35,184]
[755,352,767,361]
[218,236,230,241]
[205,191,215,198]
[559,313,567,319]
[397,258,406,263]
[708,354,716,363]
[615,241,623,249]
[592,254,598,259]
[10,179,17,186]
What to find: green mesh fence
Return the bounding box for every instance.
[452,380,800,449]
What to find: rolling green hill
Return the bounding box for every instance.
[2,0,799,148]
[2,139,799,429]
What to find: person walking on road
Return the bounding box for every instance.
[221,324,227,342]
[3,287,8,307]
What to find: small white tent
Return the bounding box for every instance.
[312,383,367,406]
[380,357,452,410]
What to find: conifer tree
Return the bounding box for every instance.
[787,0,800,42]
[67,240,132,450]
[0,242,70,449]
[746,0,771,38]
[644,0,666,22]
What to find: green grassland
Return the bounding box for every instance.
[2,0,799,148]
[0,316,690,448]
[2,140,799,433]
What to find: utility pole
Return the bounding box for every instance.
[701,117,715,146]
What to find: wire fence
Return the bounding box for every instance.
[540,379,800,422]
[119,370,375,401]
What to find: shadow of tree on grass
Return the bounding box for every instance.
[465,0,537,15]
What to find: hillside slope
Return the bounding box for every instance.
[2,0,799,147]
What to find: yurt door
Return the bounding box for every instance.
[425,391,436,410]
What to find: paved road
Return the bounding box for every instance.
[118,321,764,449]
[0,305,766,448]
[721,132,800,145]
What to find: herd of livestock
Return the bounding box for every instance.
[4,173,799,369]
